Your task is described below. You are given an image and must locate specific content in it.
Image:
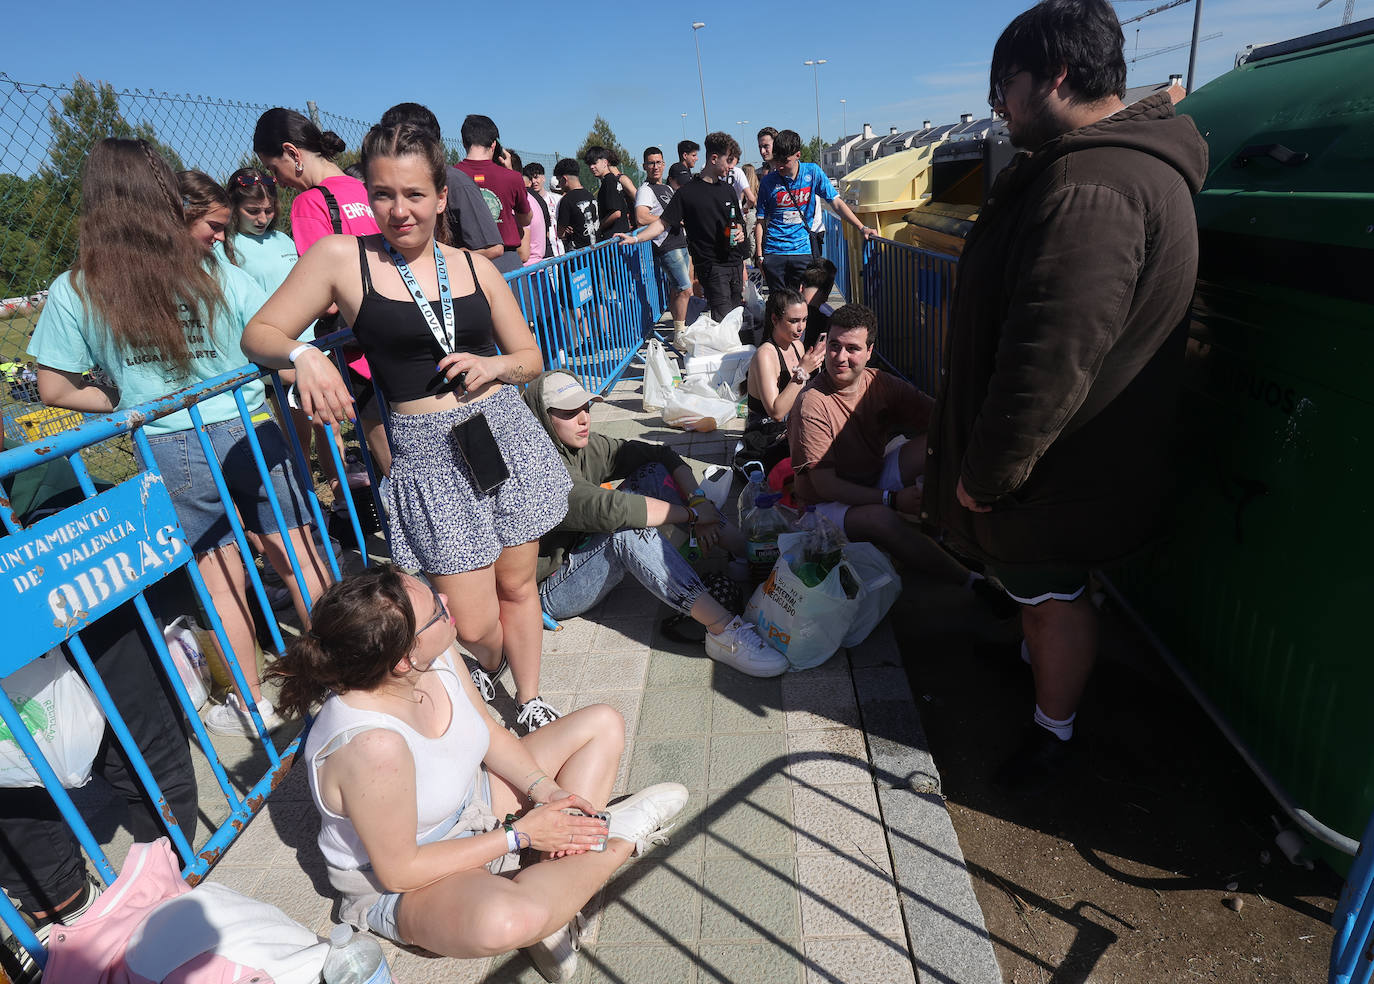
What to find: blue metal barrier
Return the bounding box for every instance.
[0,337,386,973]
[504,239,662,394]
[860,237,959,397]
[822,209,852,302]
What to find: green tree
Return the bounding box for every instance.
[576,116,644,194]
[30,77,187,283]
[800,135,825,164]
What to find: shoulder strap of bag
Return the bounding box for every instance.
[317,186,343,234]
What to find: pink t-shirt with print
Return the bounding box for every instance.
[289,174,379,256]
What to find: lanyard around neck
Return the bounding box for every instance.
[383,239,455,352]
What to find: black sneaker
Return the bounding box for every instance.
[515,696,563,734]
[1,873,102,984]
[992,724,1076,796]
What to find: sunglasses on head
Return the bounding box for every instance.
[231,171,276,191]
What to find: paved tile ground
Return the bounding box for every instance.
[79,364,998,984]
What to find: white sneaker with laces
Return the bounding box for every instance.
[515,696,562,734]
[523,911,583,982]
[204,694,283,737]
[605,782,689,857]
[703,617,789,678]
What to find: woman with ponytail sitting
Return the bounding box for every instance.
[272,566,686,981]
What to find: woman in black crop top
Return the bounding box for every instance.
[736,287,826,475]
[244,122,572,736]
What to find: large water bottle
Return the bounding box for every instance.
[742,493,791,584]
[323,924,392,984]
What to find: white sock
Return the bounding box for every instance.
[1033,705,1075,741]
[673,319,686,331]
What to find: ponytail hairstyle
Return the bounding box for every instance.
[71,139,224,376]
[266,565,418,719]
[765,286,806,333]
[252,107,347,163]
[361,122,451,245]
[226,167,280,239]
[177,170,235,264]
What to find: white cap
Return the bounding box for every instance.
[541,371,605,411]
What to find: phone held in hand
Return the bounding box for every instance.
[451,412,509,494]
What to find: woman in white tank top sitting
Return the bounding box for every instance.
[271,565,686,981]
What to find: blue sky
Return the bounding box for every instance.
[4,0,1352,165]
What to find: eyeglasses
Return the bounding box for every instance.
[230,171,276,191]
[989,69,1027,109]
[415,581,448,636]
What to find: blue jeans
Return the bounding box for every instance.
[657,246,692,293]
[539,465,706,619]
[141,413,311,554]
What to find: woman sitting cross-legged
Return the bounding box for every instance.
[270,566,687,981]
[524,370,788,678]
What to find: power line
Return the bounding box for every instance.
[1130,31,1221,62]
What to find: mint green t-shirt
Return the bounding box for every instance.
[227,229,298,294]
[28,262,268,435]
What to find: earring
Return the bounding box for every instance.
[295,162,303,174]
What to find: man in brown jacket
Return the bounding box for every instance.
[924,0,1208,790]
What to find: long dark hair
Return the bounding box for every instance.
[252,107,346,162]
[765,287,806,340]
[177,170,234,264]
[267,565,418,719]
[361,122,451,245]
[71,139,224,375]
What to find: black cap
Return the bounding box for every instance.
[667,162,692,187]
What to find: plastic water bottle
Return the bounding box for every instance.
[742,493,790,584]
[323,924,392,984]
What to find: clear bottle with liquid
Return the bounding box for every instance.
[743,492,790,584]
[323,924,392,984]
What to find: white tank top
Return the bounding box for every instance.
[305,648,491,871]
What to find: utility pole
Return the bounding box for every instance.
[1186,0,1204,93]
[692,23,709,133]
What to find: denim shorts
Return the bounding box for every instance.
[364,769,500,945]
[140,412,312,554]
[657,246,692,293]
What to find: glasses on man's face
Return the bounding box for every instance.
[415,581,448,637]
[989,69,1027,109]
[231,171,276,191]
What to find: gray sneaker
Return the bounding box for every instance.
[605,782,689,857]
[523,911,583,982]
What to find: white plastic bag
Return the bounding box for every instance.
[0,650,105,788]
[839,542,901,647]
[662,384,739,431]
[164,615,211,710]
[681,308,744,357]
[698,464,734,512]
[744,279,765,321]
[642,338,680,412]
[744,533,863,670]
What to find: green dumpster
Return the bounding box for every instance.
[1109,18,1374,869]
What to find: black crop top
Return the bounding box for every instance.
[747,337,802,420]
[350,236,499,402]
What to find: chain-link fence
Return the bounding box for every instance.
[0,72,555,478]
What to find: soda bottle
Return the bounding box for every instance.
[812,511,845,576]
[323,924,392,984]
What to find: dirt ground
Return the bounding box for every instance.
[893,585,1342,984]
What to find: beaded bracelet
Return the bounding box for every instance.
[526,774,548,800]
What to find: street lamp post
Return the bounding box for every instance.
[681,113,688,138]
[804,59,827,153]
[692,23,709,133]
[840,98,847,140]
[736,120,749,146]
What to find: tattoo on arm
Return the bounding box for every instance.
[507,362,536,384]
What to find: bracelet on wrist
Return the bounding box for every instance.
[882,489,893,508]
[287,343,312,364]
[686,505,699,525]
[526,774,548,800]
[503,824,519,854]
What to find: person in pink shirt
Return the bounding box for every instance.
[253,108,392,483]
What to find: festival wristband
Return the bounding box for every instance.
[882,489,893,508]
[287,343,312,364]
[503,824,519,853]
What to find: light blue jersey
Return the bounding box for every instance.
[29,262,268,434]
[228,229,298,294]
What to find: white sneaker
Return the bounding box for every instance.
[204,694,283,737]
[704,617,789,678]
[605,782,689,857]
[523,912,583,983]
[515,696,562,734]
